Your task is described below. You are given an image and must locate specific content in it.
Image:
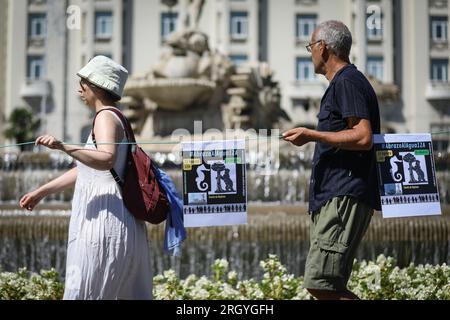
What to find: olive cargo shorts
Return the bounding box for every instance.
[303,196,373,291]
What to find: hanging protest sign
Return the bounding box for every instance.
[373,133,441,218]
[181,139,247,227]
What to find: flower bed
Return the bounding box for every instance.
[1,255,449,300]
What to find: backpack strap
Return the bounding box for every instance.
[91,107,134,188]
[92,107,136,143]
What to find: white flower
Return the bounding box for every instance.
[214,259,229,270]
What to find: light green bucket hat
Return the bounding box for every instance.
[77,55,128,99]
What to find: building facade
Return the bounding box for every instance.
[0,0,8,145]
[402,0,450,150]
[3,0,130,144]
[1,0,450,150]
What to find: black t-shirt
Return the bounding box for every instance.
[308,64,381,212]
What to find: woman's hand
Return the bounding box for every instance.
[19,190,46,211]
[35,135,63,150]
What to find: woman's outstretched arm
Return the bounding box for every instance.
[35,112,123,171]
[19,167,78,211]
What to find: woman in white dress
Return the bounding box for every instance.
[19,56,153,300]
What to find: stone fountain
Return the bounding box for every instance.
[1,149,450,280]
[120,0,288,140]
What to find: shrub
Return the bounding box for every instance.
[1,255,449,300]
[154,255,450,300]
[0,268,64,300]
[3,107,41,151]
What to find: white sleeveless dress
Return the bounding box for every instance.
[63,111,153,300]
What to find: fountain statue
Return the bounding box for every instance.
[366,75,403,133]
[121,0,288,139]
[176,0,205,32]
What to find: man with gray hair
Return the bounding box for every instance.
[283,20,381,300]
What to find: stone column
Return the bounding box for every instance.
[355,0,367,72]
[448,0,450,81]
[220,0,230,55]
[209,0,218,48]
[382,0,394,83]
[248,0,258,63]
[0,0,7,144]
[84,0,94,61]
[113,0,123,63]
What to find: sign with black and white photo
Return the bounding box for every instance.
[374,134,441,218]
[181,140,247,227]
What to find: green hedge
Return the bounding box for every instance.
[1,255,449,300]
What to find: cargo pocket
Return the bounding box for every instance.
[313,198,349,278]
[315,238,348,279]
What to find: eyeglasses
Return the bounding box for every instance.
[306,40,322,53]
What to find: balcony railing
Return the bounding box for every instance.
[426,82,450,101]
[20,79,51,99]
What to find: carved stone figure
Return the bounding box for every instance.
[121,0,286,139]
[177,0,205,31]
